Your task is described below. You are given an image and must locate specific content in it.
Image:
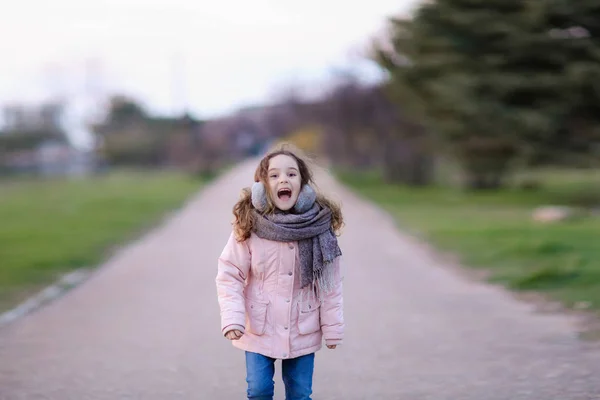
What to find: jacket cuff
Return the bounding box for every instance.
[325,338,343,346]
[222,324,245,336]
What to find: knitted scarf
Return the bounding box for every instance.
[251,202,342,294]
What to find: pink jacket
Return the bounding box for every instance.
[216,231,344,360]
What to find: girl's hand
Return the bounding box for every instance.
[326,345,337,349]
[225,329,244,340]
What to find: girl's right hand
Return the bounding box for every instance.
[225,329,244,340]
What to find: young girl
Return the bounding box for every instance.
[216,146,345,400]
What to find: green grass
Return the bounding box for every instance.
[0,170,203,312]
[338,168,600,312]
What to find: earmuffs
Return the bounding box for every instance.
[251,181,316,213]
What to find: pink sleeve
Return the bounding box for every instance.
[320,256,344,345]
[222,324,246,336]
[216,232,251,334]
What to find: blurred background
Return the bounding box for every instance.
[1,1,599,323]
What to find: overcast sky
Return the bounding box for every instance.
[0,1,422,115]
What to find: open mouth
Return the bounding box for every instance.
[277,188,292,201]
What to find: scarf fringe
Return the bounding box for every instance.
[313,260,337,296]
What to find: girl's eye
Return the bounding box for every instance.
[270,175,277,179]
[289,173,296,177]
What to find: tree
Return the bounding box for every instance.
[101,96,148,131]
[273,72,434,185]
[537,0,600,166]
[367,85,433,186]
[94,96,205,167]
[0,102,68,154]
[376,0,600,188]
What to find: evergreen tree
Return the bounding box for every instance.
[378,0,600,188]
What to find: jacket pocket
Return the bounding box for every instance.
[246,298,269,335]
[297,300,321,335]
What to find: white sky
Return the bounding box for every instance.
[0,0,418,122]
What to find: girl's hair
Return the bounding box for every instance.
[232,145,343,241]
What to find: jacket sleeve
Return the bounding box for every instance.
[216,231,251,336]
[320,256,344,346]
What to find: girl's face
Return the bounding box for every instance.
[267,154,302,211]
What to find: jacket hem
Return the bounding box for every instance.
[232,341,322,360]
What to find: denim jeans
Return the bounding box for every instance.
[245,351,315,400]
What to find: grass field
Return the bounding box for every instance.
[0,170,203,313]
[339,168,600,313]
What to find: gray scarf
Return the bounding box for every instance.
[252,202,342,294]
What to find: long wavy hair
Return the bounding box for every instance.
[232,146,343,242]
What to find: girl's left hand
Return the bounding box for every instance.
[326,345,337,349]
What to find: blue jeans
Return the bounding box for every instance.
[245,351,315,400]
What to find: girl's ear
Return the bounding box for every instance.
[293,184,316,213]
[251,181,268,211]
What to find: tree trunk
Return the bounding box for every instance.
[459,139,516,190]
[410,153,434,186]
[465,171,505,190]
[382,135,433,186]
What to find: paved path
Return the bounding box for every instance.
[1,159,599,400]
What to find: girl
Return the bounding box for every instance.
[216,146,345,400]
